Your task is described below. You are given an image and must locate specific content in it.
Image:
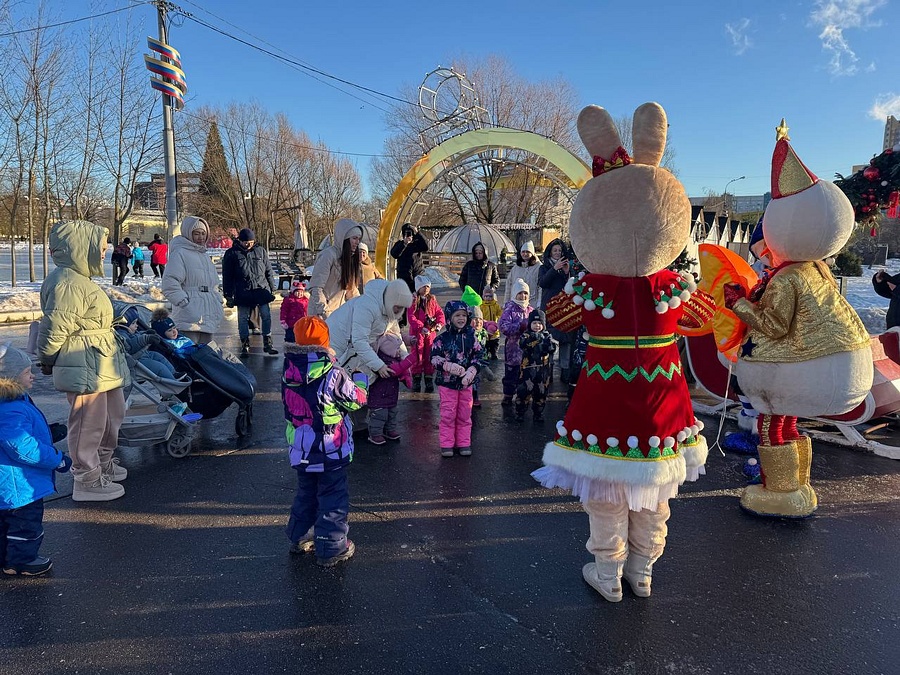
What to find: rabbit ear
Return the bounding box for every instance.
[632,102,667,167]
[577,105,623,160]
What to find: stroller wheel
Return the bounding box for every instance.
[235,411,250,437]
[166,427,193,458]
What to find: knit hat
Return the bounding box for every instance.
[401,223,415,237]
[461,285,483,307]
[293,316,330,348]
[414,275,431,292]
[290,279,307,292]
[335,218,363,242]
[383,279,413,318]
[527,309,546,326]
[444,300,468,323]
[520,240,536,255]
[151,308,175,337]
[468,305,484,320]
[120,306,141,326]
[482,285,495,299]
[0,343,32,380]
[511,278,530,298]
[238,228,256,241]
[358,242,369,255]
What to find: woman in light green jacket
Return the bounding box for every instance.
[38,221,130,502]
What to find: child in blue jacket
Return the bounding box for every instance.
[0,344,71,576]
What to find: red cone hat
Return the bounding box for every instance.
[770,119,818,199]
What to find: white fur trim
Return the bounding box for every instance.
[541,441,687,488]
[679,290,691,301]
[680,272,698,293]
[668,296,681,309]
[681,435,709,483]
[531,465,680,511]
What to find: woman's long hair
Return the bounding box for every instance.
[339,238,361,291]
[516,249,537,267]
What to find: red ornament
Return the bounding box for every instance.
[864,166,881,181]
[871,226,878,237]
[888,191,900,219]
[886,149,894,155]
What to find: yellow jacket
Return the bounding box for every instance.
[732,261,869,363]
[482,299,502,339]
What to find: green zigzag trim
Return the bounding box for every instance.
[583,361,682,382]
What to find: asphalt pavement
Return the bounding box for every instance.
[2,319,900,675]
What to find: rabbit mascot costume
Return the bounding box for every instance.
[722,122,873,519]
[532,103,708,602]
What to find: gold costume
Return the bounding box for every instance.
[732,261,869,363]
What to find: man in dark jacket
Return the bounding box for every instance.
[111,237,132,286]
[873,270,900,330]
[222,228,278,356]
[458,241,499,294]
[390,223,428,292]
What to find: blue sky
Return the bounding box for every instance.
[38,1,900,199]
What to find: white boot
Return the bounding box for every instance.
[72,474,125,502]
[102,457,127,482]
[623,554,654,597]
[582,560,623,602]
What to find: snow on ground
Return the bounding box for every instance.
[0,276,167,314]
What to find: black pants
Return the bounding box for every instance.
[113,260,129,285]
[0,499,44,568]
[151,262,166,277]
[132,261,144,277]
[515,374,549,414]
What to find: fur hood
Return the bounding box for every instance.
[0,377,26,403]
[283,342,335,357]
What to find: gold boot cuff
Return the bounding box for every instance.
[758,443,800,492]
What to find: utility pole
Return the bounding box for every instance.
[154,1,179,239]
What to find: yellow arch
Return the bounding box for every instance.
[375,128,592,275]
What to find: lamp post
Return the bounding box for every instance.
[723,176,746,217]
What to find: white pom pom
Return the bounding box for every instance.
[681,273,698,292]
[577,271,586,280]
[606,437,619,448]
[663,436,675,448]
[564,278,575,294]
[696,420,705,431]
[679,290,691,302]
[748,457,758,466]
[571,429,583,441]
[601,307,615,319]
[557,424,567,437]
[656,302,668,314]
[586,434,598,446]
[583,330,590,340]
[676,431,687,443]
[584,299,596,311]
[573,295,584,306]
[648,436,661,448]
[669,283,676,289]
[668,296,681,309]
[690,424,700,436]
[627,435,639,448]
[587,287,593,292]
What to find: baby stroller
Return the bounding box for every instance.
[113,301,201,457]
[166,343,257,437]
[120,359,199,458]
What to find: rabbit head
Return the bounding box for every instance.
[569,103,691,277]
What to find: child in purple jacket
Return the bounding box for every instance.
[282,317,368,567]
[499,278,533,406]
[366,332,415,446]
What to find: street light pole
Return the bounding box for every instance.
[723,175,746,217]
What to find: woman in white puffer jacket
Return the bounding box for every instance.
[161,216,225,344]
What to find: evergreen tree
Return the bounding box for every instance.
[197,121,239,231]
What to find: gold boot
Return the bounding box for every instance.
[793,435,818,510]
[740,442,817,518]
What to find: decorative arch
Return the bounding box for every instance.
[375,128,592,275]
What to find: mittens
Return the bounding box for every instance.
[49,423,68,443]
[55,454,72,473]
[461,367,477,387]
[723,283,747,309]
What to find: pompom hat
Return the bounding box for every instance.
[293,316,330,348]
[0,343,32,380]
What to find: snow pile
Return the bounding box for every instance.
[422,266,457,290]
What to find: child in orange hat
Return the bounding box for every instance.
[283,316,368,566]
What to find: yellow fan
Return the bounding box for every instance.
[698,244,758,361]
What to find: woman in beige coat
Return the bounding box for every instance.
[38,221,130,502]
[308,218,363,318]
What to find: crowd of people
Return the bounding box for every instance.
[0,214,588,575]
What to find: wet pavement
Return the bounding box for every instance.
[2,320,900,675]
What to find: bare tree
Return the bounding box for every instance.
[94,17,160,245]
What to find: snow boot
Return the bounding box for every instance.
[263,335,278,356]
[3,556,53,576]
[412,375,422,392]
[72,474,125,502]
[582,560,623,602]
[623,554,654,597]
[240,340,250,357]
[424,376,434,393]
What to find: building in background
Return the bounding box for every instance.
[884,116,900,151]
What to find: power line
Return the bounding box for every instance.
[0,3,147,38]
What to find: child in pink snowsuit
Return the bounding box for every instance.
[430,301,483,458]
[407,275,444,393]
[280,280,309,343]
